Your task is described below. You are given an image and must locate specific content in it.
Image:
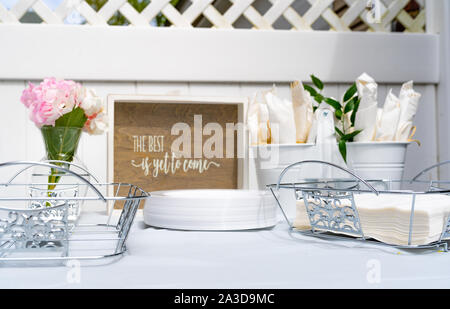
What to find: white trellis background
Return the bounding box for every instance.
[0,0,426,31]
[0,0,449,193]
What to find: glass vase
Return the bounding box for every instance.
[29,126,90,226]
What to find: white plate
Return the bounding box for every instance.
[144,189,277,231]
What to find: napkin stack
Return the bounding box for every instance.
[294,193,450,246]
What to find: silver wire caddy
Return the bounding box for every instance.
[268,160,450,252]
[0,161,148,266]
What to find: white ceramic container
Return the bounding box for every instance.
[143,189,277,230]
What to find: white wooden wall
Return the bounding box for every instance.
[0,80,438,184]
[0,0,447,185]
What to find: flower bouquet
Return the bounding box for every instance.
[21,78,107,193]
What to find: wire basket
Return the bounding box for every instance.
[268,160,450,252]
[0,161,148,266]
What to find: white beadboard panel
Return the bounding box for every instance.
[401,84,438,180]
[239,82,276,98]
[188,82,241,98]
[136,82,189,96]
[0,81,26,161]
[0,25,439,84]
[0,81,27,182]
[437,1,450,180]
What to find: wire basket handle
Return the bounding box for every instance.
[275,160,379,195]
[411,161,450,182]
[0,161,106,202]
[6,159,100,185]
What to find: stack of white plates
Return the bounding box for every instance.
[143,189,277,230]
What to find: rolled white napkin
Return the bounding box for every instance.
[375,89,401,141]
[265,91,296,144]
[354,73,378,141]
[290,81,313,143]
[395,81,421,141]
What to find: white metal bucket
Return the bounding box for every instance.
[347,142,409,182]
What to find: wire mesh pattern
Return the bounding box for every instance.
[0,161,148,265]
[0,0,426,32]
[270,160,450,252]
[301,190,364,237]
[0,203,69,252]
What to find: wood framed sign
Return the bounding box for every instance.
[107,94,248,199]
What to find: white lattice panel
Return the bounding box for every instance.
[0,0,426,32]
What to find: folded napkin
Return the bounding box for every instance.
[291,81,313,143]
[247,89,272,145]
[375,89,401,141]
[294,193,450,246]
[354,73,378,141]
[395,81,421,141]
[265,91,296,144]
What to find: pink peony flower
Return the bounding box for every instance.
[20,82,36,108]
[20,78,86,127]
[21,78,107,134]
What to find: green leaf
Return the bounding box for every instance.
[311,74,324,90]
[313,106,318,112]
[335,109,343,120]
[54,107,87,128]
[335,126,344,138]
[339,139,347,163]
[343,83,357,102]
[350,97,360,127]
[344,97,356,114]
[314,93,324,104]
[304,84,317,97]
[324,97,342,110]
[342,129,363,142]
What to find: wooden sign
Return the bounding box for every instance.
[107,95,247,197]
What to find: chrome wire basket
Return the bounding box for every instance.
[0,161,148,266]
[268,160,450,252]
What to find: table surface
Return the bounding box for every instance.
[2,210,450,289]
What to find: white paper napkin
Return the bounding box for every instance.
[354,73,378,141]
[265,91,296,144]
[376,89,401,141]
[395,81,421,141]
[291,81,313,143]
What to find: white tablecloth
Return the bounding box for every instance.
[2,210,450,289]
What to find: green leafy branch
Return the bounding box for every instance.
[303,74,362,163]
